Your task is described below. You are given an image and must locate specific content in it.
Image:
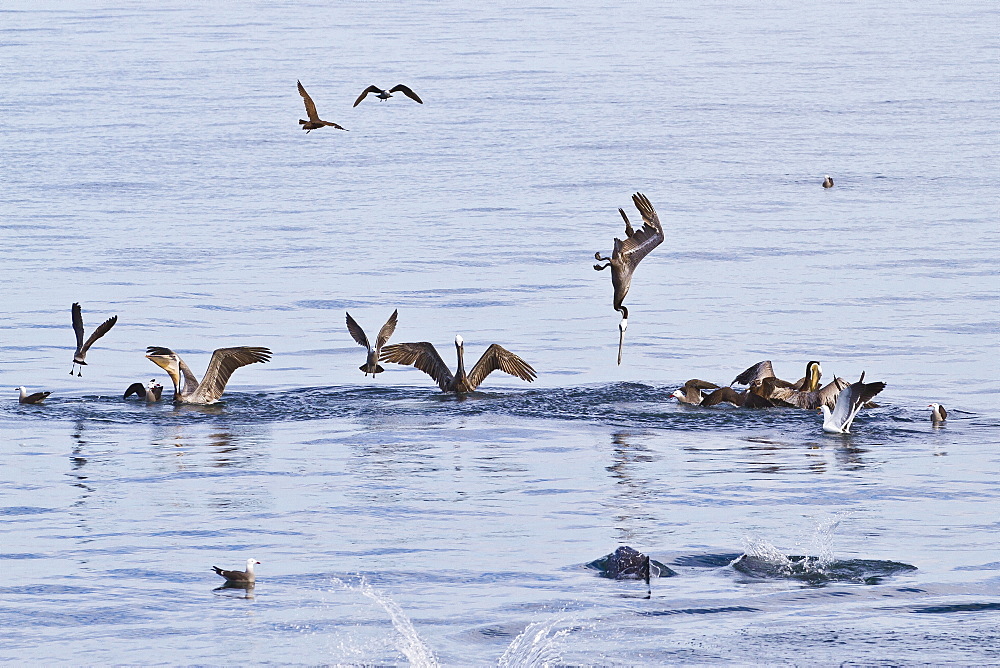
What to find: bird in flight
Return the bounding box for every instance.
[353,84,423,107]
[71,302,118,376]
[297,80,347,132]
[345,309,398,377]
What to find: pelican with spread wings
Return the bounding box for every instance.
[145,346,271,404]
[70,302,118,376]
[297,80,347,132]
[380,335,536,392]
[345,309,398,377]
[594,193,665,365]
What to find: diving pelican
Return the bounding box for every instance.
[16,386,50,404]
[123,378,164,402]
[297,80,347,132]
[380,335,536,392]
[70,302,118,376]
[821,372,886,434]
[145,346,271,404]
[212,558,260,585]
[353,84,423,107]
[822,175,834,188]
[345,310,398,377]
[670,379,720,405]
[593,192,665,365]
[929,403,947,424]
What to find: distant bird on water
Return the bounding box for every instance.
[70,302,118,376]
[594,192,665,365]
[123,378,163,402]
[380,335,536,392]
[145,346,271,404]
[353,84,423,107]
[821,372,886,434]
[346,309,398,377]
[929,403,947,424]
[822,175,834,188]
[297,80,347,132]
[212,558,260,585]
[16,386,50,404]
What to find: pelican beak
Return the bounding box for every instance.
[617,319,627,365]
[146,354,180,391]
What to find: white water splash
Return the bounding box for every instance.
[497,618,571,668]
[739,535,794,572]
[810,516,843,568]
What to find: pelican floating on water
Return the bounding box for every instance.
[297,80,347,132]
[145,346,271,404]
[821,372,886,434]
[16,386,50,404]
[380,335,536,392]
[212,558,260,585]
[732,360,822,392]
[70,302,118,376]
[123,378,163,402]
[822,175,834,188]
[594,192,665,365]
[345,310,398,377]
[929,403,947,424]
[353,84,423,107]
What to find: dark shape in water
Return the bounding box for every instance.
[731,554,916,586]
[587,546,677,579]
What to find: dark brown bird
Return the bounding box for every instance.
[380,335,536,392]
[700,385,774,408]
[760,375,850,410]
[670,379,720,405]
[16,386,50,404]
[593,193,665,365]
[346,310,398,377]
[212,558,260,584]
[822,175,834,188]
[297,80,347,132]
[71,302,118,376]
[353,84,423,107]
[731,360,822,392]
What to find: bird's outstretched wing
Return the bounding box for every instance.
[389,84,423,104]
[123,382,146,399]
[325,121,348,131]
[81,315,117,354]
[345,312,370,350]
[353,85,383,107]
[196,346,272,404]
[618,192,664,272]
[684,378,720,390]
[375,310,398,350]
[72,302,85,351]
[297,80,320,122]
[380,342,454,391]
[466,344,537,390]
[832,372,886,432]
[732,360,775,386]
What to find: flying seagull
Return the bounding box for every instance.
[594,193,665,365]
[380,335,536,392]
[123,378,163,402]
[822,175,834,188]
[345,310,398,377]
[70,302,118,376]
[212,558,260,585]
[297,80,347,132]
[929,403,947,424]
[16,386,50,404]
[821,372,886,434]
[145,346,271,404]
[353,84,423,107]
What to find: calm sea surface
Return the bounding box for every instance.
[1,1,998,664]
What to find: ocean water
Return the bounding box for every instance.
[1,1,998,664]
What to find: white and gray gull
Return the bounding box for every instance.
[821,372,886,434]
[70,302,118,376]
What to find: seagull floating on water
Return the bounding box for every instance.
[929,403,947,424]
[70,302,118,376]
[594,193,665,365]
[212,558,260,585]
[346,310,398,377]
[353,84,423,107]
[380,335,536,392]
[822,175,834,188]
[297,80,347,132]
[123,378,163,402]
[16,386,50,404]
[670,379,720,405]
[821,372,886,434]
[145,346,271,404]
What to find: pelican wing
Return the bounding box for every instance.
[813,377,851,410]
[375,310,398,350]
[195,346,272,403]
[467,344,537,390]
[732,360,775,386]
[345,312,370,350]
[380,342,454,391]
[80,315,117,354]
[123,382,146,399]
[353,85,383,107]
[297,80,320,122]
[700,386,744,407]
[72,302,85,351]
[389,84,423,104]
[619,192,664,271]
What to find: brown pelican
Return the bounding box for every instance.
[297,80,347,132]
[353,84,423,107]
[759,375,849,410]
[822,372,886,433]
[345,310,398,377]
[593,193,665,365]
[212,558,260,585]
[732,360,821,392]
[145,346,271,404]
[380,335,536,392]
[16,386,50,404]
[822,175,834,188]
[700,385,774,408]
[670,379,720,405]
[71,302,118,376]
[929,403,947,424]
[123,378,163,402]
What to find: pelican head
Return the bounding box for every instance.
[805,360,822,392]
[455,334,464,347]
[145,348,181,392]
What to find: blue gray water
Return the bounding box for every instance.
[2,1,998,664]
